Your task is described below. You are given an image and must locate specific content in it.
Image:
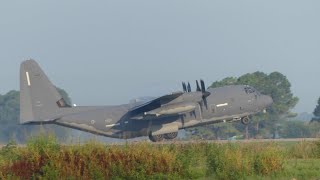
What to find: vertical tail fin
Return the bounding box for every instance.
[20,60,68,124]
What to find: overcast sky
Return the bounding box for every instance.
[0,1,319,113]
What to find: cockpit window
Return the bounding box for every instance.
[244,86,255,94]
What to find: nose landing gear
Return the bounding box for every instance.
[241,116,249,125]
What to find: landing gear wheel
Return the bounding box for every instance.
[149,134,164,142]
[241,116,250,125]
[164,132,178,140]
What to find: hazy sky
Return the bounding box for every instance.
[0,1,319,113]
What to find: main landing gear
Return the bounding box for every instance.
[164,132,178,140]
[148,132,178,142]
[149,134,164,142]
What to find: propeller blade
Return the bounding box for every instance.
[182,82,187,92]
[199,101,203,112]
[196,80,201,92]
[203,97,208,109]
[200,80,210,109]
[187,82,191,92]
[200,79,206,93]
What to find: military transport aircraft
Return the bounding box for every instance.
[20,60,273,142]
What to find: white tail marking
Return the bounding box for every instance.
[26,72,31,86]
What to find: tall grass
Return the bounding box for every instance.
[286,140,320,159]
[1,136,320,179]
[206,143,285,180]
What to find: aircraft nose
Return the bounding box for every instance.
[261,95,273,107]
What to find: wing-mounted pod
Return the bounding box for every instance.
[144,102,197,117]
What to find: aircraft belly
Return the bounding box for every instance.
[123,120,150,138]
[150,123,179,136]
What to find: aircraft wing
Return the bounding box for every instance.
[129,92,184,119]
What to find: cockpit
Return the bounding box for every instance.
[244,86,261,96]
[244,86,255,94]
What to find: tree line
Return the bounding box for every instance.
[0,88,71,143]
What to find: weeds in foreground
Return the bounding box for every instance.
[0,136,320,179]
[287,140,320,159]
[206,143,285,180]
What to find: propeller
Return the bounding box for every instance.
[196,80,201,92]
[182,82,187,92]
[182,79,211,110]
[182,80,211,110]
[182,82,192,93]
[200,79,206,93]
[198,79,211,110]
[187,82,191,93]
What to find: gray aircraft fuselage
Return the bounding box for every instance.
[55,85,272,139]
[20,60,273,142]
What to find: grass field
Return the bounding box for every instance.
[0,136,319,179]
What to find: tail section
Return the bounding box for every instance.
[20,60,69,124]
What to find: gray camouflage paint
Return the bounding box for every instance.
[20,60,273,141]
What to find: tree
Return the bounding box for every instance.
[211,77,238,88]
[0,88,72,143]
[0,90,20,125]
[259,72,298,138]
[56,87,72,106]
[280,121,311,138]
[311,97,320,123]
